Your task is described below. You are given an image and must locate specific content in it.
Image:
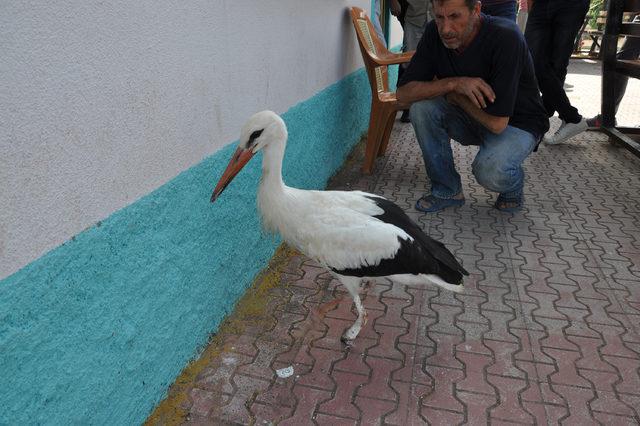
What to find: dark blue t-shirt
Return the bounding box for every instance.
[398,14,549,140]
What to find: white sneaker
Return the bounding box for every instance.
[542,132,554,145]
[544,119,588,145]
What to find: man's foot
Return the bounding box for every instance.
[543,118,588,145]
[415,193,464,213]
[586,114,617,130]
[494,194,523,213]
[586,114,602,129]
[400,110,411,123]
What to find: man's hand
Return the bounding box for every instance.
[452,77,496,109]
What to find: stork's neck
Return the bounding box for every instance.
[257,135,293,235]
[259,135,287,193]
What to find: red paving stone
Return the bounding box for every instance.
[148,60,640,425]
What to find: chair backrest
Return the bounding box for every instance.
[350,7,391,95]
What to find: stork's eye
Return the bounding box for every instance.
[249,129,264,142]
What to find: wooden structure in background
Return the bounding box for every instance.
[601,0,640,156]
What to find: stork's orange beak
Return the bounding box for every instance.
[211,147,256,202]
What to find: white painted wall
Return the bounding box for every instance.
[0,0,371,279]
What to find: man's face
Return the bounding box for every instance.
[433,0,480,50]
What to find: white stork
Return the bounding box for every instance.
[211,111,468,343]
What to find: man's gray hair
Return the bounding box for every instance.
[431,0,479,11]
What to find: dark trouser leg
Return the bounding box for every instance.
[547,0,589,123]
[613,24,640,111]
[481,1,517,22]
[526,0,589,123]
[525,1,554,117]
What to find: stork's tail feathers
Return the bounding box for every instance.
[391,273,464,293]
[435,262,468,287]
[415,236,468,289]
[423,274,465,293]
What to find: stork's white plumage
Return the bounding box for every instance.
[212,111,468,342]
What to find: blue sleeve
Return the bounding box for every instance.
[483,30,525,117]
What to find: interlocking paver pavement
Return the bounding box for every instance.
[146,60,640,425]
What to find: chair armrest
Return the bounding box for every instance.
[367,50,415,66]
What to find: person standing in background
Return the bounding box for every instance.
[403,0,434,50]
[525,0,590,145]
[372,0,388,47]
[586,14,640,128]
[393,0,433,122]
[481,0,518,21]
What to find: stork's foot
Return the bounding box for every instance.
[341,326,360,343]
[340,335,355,347]
[340,311,368,345]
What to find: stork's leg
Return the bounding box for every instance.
[360,278,375,291]
[337,275,368,343]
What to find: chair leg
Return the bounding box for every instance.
[601,34,617,128]
[363,103,384,174]
[377,108,397,157]
[589,35,600,57]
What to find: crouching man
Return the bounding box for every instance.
[397,0,549,212]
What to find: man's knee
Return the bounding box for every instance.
[473,160,517,192]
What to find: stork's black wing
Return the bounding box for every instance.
[332,196,468,284]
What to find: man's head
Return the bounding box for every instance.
[431,0,481,50]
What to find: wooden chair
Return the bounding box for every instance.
[349,6,414,174]
[586,11,608,57]
[601,0,640,157]
[574,10,635,58]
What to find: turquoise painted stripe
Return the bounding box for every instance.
[0,69,374,425]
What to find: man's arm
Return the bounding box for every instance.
[396,79,457,104]
[398,79,506,133]
[447,92,509,134]
[397,76,496,107]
